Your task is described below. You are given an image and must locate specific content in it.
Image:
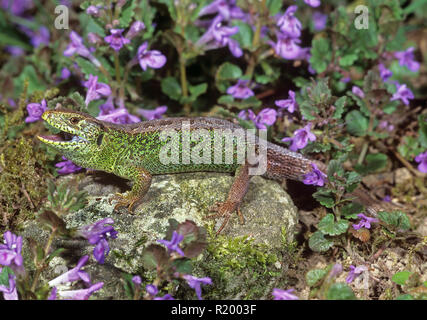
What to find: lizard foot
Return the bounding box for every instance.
[206,201,245,235]
[110,193,140,212]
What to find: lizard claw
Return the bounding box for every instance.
[110,193,140,212]
[206,201,245,235]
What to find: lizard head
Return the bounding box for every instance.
[38,109,106,159]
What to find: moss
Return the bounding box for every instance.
[0,136,50,231]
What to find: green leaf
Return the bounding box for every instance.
[355,153,388,175]
[216,62,243,80]
[0,267,13,287]
[172,258,193,274]
[75,57,108,83]
[326,283,356,300]
[309,231,333,252]
[396,294,414,300]
[267,0,283,15]
[392,271,412,286]
[327,159,344,179]
[318,214,349,236]
[378,211,411,231]
[189,83,208,100]
[161,77,182,101]
[299,101,318,121]
[306,269,328,287]
[339,53,358,67]
[345,110,369,137]
[119,1,136,28]
[141,244,169,270]
[333,96,347,119]
[313,189,335,208]
[231,21,253,49]
[341,202,364,219]
[14,65,46,95]
[310,38,331,74]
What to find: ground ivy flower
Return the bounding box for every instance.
[146,284,158,296]
[352,86,365,98]
[136,106,168,120]
[132,276,142,288]
[48,256,91,287]
[58,282,104,300]
[346,265,368,284]
[415,150,427,173]
[26,26,50,48]
[379,63,392,82]
[1,0,33,16]
[282,123,316,151]
[154,294,175,300]
[275,90,297,113]
[87,32,102,44]
[86,5,100,16]
[255,108,277,130]
[126,21,145,40]
[303,163,327,187]
[352,213,379,230]
[83,74,111,106]
[48,287,57,300]
[104,29,130,51]
[0,231,23,269]
[304,0,321,7]
[56,156,82,175]
[0,271,18,300]
[97,107,141,124]
[198,0,245,21]
[272,34,301,60]
[277,5,301,38]
[183,275,212,300]
[63,31,91,59]
[136,42,167,71]
[313,11,327,31]
[394,47,420,72]
[390,83,414,106]
[60,67,71,80]
[227,80,254,99]
[25,99,47,123]
[272,288,299,300]
[77,218,118,264]
[158,231,185,256]
[238,109,256,122]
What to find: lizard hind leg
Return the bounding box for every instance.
[205,163,251,235]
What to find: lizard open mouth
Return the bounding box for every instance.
[38,132,88,145]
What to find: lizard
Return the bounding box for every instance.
[38,108,383,234]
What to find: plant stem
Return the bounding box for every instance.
[179,54,190,115]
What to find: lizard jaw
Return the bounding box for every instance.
[37,134,88,146]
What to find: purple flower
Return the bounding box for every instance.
[48,256,91,287]
[352,213,379,230]
[390,83,414,106]
[136,42,167,71]
[86,5,100,16]
[136,106,168,120]
[104,29,130,51]
[352,86,365,98]
[83,74,112,106]
[379,63,392,82]
[48,287,57,300]
[60,67,71,80]
[346,265,368,284]
[87,32,102,44]
[313,12,327,31]
[6,46,25,56]
[227,38,243,58]
[238,109,256,122]
[328,264,343,279]
[57,282,104,300]
[0,271,18,300]
[0,231,23,268]
[154,294,175,300]
[132,276,142,287]
[415,151,427,173]
[56,157,83,175]
[183,275,212,300]
[383,195,391,202]
[97,107,141,124]
[158,231,185,256]
[255,108,277,130]
[282,123,316,151]
[211,19,239,45]
[272,288,299,300]
[1,0,33,16]
[394,47,420,72]
[26,26,50,48]
[77,218,118,264]
[198,0,245,21]
[63,31,91,58]
[25,99,47,123]
[304,0,321,7]
[126,21,145,40]
[227,80,254,99]
[272,34,301,60]
[277,5,301,38]
[146,284,158,296]
[303,163,327,187]
[275,90,298,113]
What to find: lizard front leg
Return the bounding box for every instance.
[111,166,152,212]
[206,163,251,234]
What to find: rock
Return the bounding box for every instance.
[20,172,299,299]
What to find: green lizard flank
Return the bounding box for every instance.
[38,109,382,234]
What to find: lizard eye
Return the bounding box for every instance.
[70,117,81,125]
